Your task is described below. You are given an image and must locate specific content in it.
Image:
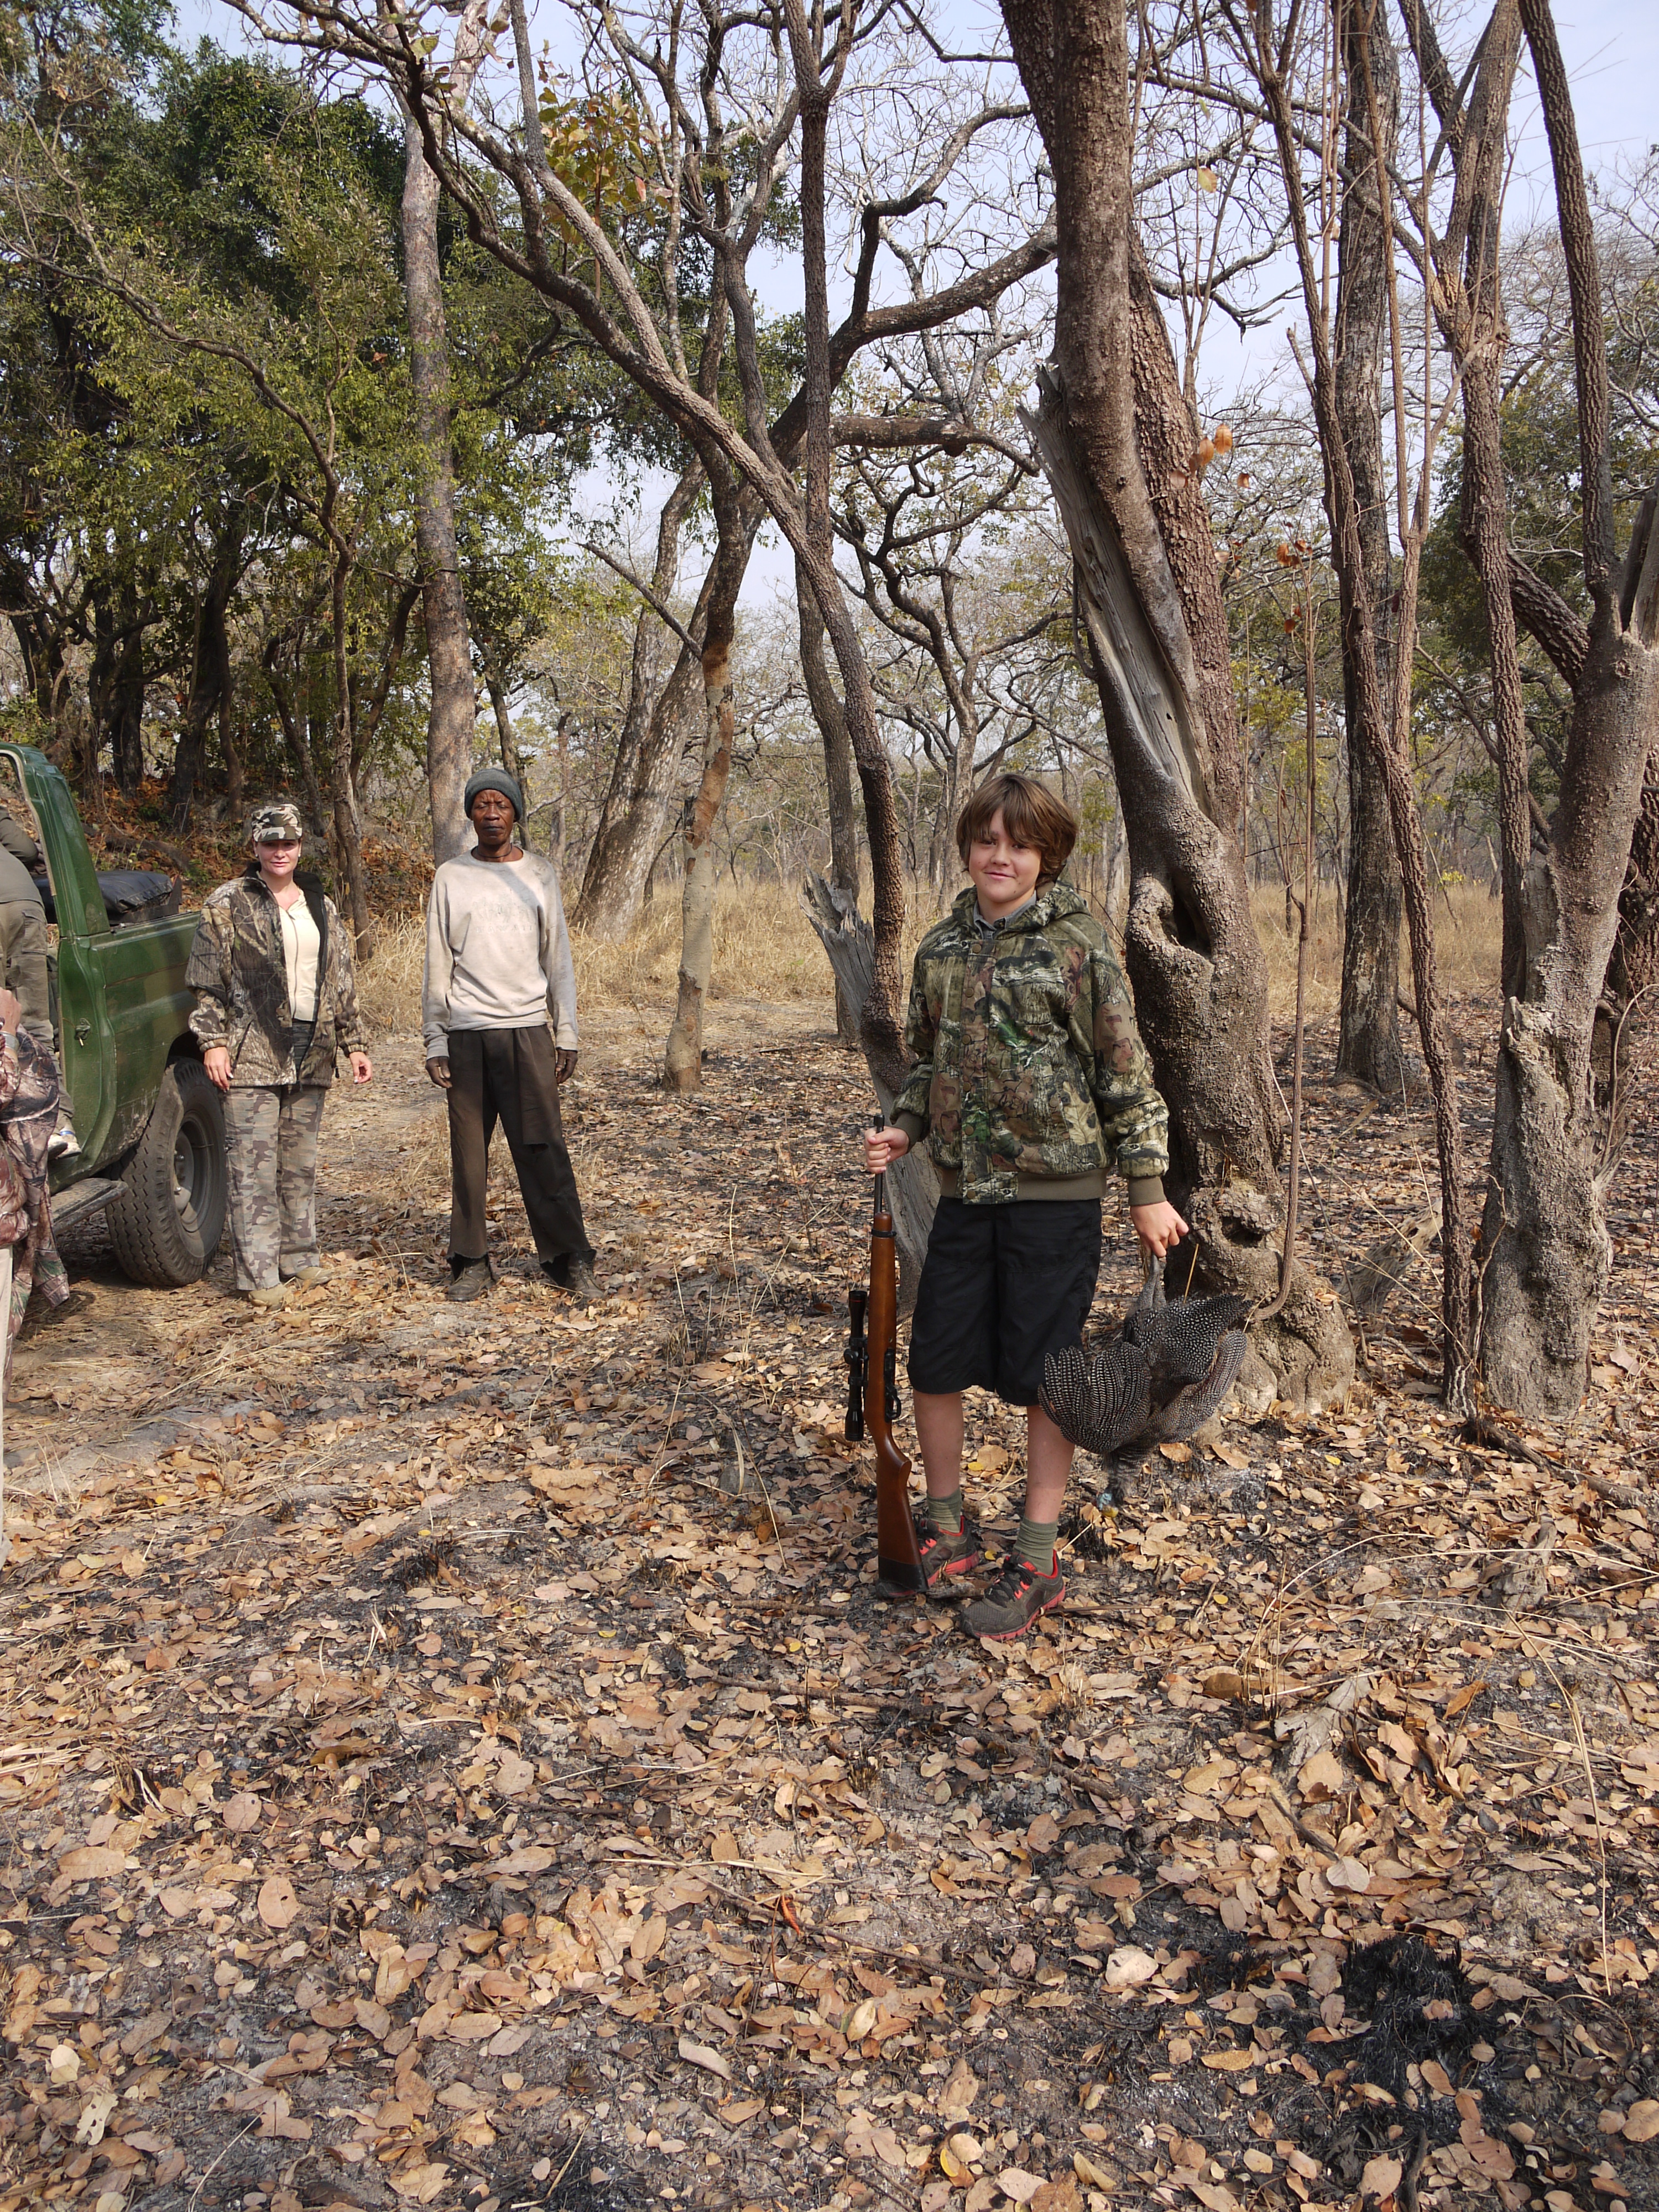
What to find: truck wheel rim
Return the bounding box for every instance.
[173,1123,207,1221]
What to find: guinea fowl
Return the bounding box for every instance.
[1040,1255,1252,1462]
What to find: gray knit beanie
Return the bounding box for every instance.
[463,767,524,821]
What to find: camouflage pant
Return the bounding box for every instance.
[224,1084,327,1291]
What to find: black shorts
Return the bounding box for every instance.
[907,1197,1102,1407]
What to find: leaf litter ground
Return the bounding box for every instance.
[2,993,1657,2212]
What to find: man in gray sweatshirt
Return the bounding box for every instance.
[421,769,598,1303]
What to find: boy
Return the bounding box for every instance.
[863,773,1187,1639]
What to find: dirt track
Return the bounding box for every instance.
[2,994,1657,2212]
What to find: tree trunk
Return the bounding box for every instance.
[219,651,243,822]
[787,26,911,1084]
[168,516,242,832]
[327,538,374,959]
[1474,0,1659,1415]
[802,874,940,1305]
[484,665,527,813]
[262,641,328,833]
[662,625,736,1091]
[110,595,146,798]
[575,466,704,938]
[1333,0,1404,1093]
[1251,0,1474,1401]
[1608,744,1659,1005]
[795,558,863,1046]
[404,114,477,867]
[1003,0,1353,1410]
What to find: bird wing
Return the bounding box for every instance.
[1127,1292,1254,1390]
[1142,1326,1250,1443]
[1040,1338,1152,1458]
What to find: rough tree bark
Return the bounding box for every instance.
[364,0,1049,1074]
[1249,0,1474,1399]
[167,513,243,831]
[88,588,148,801]
[1003,0,1353,1408]
[1609,751,1659,1005]
[401,0,489,865]
[1470,0,1659,1415]
[794,559,863,1046]
[1333,0,1404,1093]
[802,875,941,1298]
[662,479,753,1089]
[576,463,703,937]
[483,664,526,814]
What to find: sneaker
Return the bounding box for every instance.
[284,1265,331,1287]
[961,1552,1066,1640]
[914,1512,982,1592]
[446,1257,493,1302]
[247,1285,290,1311]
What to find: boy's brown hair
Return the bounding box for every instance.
[955,773,1078,886]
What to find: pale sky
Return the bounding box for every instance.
[172,0,1658,607]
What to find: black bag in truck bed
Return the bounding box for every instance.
[33,868,181,927]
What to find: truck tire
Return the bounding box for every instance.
[105,1059,228,1287]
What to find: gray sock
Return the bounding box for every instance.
[1014,1516,1058,1573]
[925,1488,965,1535]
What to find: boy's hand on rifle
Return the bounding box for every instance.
[1130,1198,1190,1258]
[863,1125,910,1174]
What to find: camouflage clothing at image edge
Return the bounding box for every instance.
[186,867,366,1087]
[224,1084,327,1291]
[893,880,1170,1206]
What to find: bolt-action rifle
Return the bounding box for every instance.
[845,1114,924,1594]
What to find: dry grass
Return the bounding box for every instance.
[1253,880,1501,1022]
[356,873,1504,1037]
[356,880,839,1035]
[574,880,833,1009]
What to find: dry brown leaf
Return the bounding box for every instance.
[257,1875,299,1931]
[58,1845,125,1881]
[1298,1747,1346,1799]
[1326,1856,1371,1892]
[1361,2154,1404,2200]
[1104,1947,1158,1990]
[388,2162,451,2203]
[677,2036,732,2081]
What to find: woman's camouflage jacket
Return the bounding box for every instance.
[891,881,1169,1206]
[186,868,366,1087]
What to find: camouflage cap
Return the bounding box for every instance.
[249,801,304,845]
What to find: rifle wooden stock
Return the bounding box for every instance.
[866,1129,924,1595]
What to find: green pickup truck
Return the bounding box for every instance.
[2,743,227,1285]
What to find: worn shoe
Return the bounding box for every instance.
[545,1256,600,1301]
[246,1285,291,1311]
[284,1265,332,1287]
[914,1512,982,1592]
[446,1258,493,1302]
[961,1552,1066,1639]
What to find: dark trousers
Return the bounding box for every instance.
[445,1025,592,1270]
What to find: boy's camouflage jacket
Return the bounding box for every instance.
[187,868,366,1088]
[891,881,1169,1207]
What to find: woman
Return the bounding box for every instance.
[187,802,372,1307]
